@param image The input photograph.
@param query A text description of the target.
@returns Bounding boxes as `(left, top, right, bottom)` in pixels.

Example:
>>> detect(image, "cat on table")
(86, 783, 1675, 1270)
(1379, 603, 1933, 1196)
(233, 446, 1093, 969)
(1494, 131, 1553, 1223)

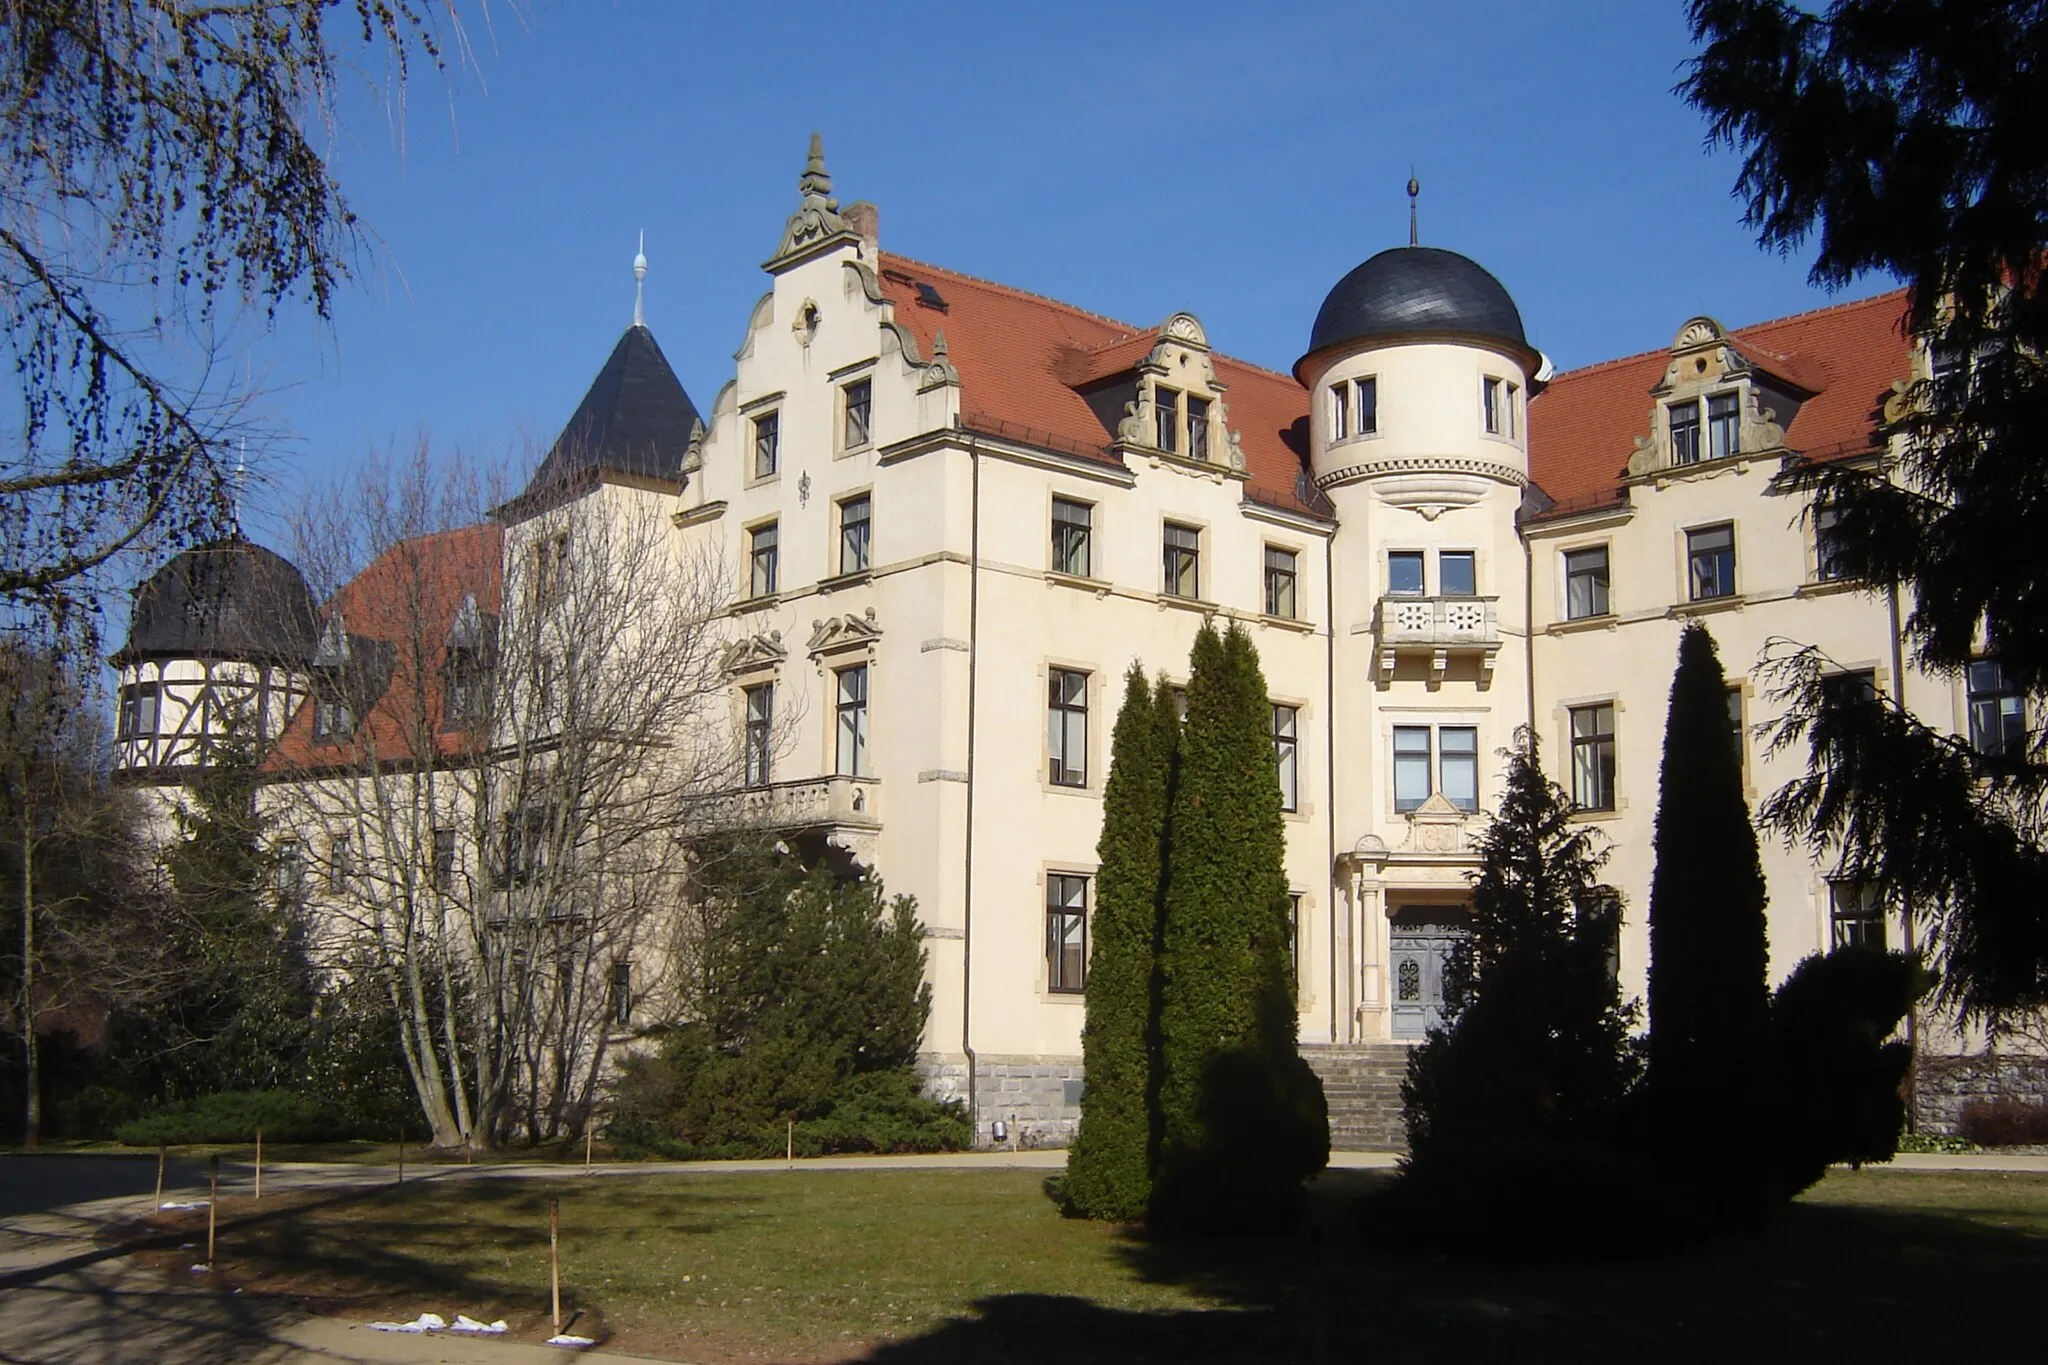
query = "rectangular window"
(842, 379, 872, 449)
(752, 411, 780, 479)
(1564, 546, 1610, 619)
(1287, 893, 1302, 988)
(274, 843, 306, 906)
(1439, 551, 1477, 598)
(431, 827, 457, 894)
(1707, 390, 1741, 460)
(1967, 659, 2026, 760)
(1051, 498, 1093, 577)
(1046, 873, 1088, 993)
(116, 682, 160, 740)
(1829, 881, 1886, 951)
(839, 495, 871, 576)
(1387, 550, 1425, 597)
(534, 532, 569, 607)
(313, 695, 354, 740)
(611, 961, 634, 1026)
(1504, 381, 1519, 438)
(1393, 725, 1432, 812)
(1162, 522, 1201, 600)
(1356, 376, 1378, 435)
(445, 647, 485, 725)
(1482, 376, 1504, 435)
(1815, 504, 1852, 582)
(1154, 386, 1181, 452)
(743, 683, 774, 788)
(1188, 396, 1211, 461)
(1439, 726, 1479, 812)
(329, 834, 353, 893)
(1570, 703, 1617, 811)
(1670, 400, 1702, 465)
(1726, 686, 1746, 757)
(1687, 523, 1736, 601)
(1272, 704, 1300, 813)
(835, 664, 870, 777)
(1330, 382, 1350, 441)
(1263, 546, 1299, 619)
(1047, 668, 1089, 787)
(749, 522, 779, 599)
(501, 805, 549, 888)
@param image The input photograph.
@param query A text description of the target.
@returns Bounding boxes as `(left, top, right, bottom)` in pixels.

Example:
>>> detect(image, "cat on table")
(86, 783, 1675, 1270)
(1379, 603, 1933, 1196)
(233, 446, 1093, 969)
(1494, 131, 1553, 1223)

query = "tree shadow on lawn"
(139, 1177, 755, 1343)
(860, 1170, 2048, 1364)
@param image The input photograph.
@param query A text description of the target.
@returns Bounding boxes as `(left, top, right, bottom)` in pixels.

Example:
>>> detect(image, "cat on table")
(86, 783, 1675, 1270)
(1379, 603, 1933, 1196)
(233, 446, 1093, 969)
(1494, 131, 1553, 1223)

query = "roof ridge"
(1541, 286, 1911, 387)
(879, 250, 1303, 390)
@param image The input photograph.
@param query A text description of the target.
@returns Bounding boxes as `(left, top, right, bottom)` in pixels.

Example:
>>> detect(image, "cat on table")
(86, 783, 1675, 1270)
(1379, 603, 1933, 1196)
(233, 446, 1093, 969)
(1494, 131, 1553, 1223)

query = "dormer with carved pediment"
(1066, 313, 1247, 478)
(1625, 316, 1805, 479)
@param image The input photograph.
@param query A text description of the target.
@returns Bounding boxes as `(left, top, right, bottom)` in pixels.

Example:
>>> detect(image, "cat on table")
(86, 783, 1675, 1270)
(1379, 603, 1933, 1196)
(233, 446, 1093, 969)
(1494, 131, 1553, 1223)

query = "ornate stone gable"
(807, 608, 882, 659)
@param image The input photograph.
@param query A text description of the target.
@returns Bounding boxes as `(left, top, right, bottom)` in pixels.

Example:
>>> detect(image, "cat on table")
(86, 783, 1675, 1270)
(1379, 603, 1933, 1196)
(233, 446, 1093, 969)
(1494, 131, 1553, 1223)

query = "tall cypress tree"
(1152, 623, 1325, 1232)
(1646, 623, 1770, 1220)
(1066, 666, 1175, 1221)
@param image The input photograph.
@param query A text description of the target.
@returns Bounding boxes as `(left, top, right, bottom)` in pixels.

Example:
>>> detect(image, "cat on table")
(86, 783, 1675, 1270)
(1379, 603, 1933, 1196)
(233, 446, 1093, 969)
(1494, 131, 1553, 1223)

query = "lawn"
(151, 1165, 2048, 1363)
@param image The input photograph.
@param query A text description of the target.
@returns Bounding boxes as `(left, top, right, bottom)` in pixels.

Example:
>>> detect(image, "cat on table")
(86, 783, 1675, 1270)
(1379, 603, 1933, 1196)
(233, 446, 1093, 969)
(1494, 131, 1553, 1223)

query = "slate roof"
(115, 538, 321, 665)
(1300, 246, 1530, 376)
(519, 324, 702, 501)
(873, 253, 1323, 519)
(1526, 289, 1914, 518)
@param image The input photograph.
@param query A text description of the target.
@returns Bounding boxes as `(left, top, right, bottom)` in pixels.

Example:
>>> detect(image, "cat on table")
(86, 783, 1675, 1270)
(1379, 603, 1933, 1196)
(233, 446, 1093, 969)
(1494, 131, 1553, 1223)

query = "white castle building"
(115, 139, 2008, 1145)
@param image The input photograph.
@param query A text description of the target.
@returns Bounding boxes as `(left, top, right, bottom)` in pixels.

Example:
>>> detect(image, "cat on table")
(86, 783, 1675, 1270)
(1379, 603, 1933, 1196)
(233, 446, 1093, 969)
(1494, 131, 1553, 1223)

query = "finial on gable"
(633, 230, 648, 328)
(766, 132, 857, 271)
(1408, 169, 1421, 247)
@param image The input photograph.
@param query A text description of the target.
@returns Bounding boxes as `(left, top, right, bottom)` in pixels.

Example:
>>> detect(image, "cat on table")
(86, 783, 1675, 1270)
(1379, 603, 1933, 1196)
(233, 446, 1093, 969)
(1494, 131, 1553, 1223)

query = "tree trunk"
(21, 802, 39, 1147)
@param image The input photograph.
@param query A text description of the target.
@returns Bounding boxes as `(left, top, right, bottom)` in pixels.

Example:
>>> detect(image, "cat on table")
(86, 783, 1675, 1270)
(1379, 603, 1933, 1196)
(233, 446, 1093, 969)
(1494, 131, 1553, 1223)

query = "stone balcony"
(712, 775, 882, 866)
(1372, 594, 1501, 686)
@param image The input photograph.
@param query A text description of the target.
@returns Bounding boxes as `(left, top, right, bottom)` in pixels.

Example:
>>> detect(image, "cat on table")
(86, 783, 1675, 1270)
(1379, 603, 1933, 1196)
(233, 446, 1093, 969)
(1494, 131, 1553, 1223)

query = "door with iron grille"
(1388, 907, 1470, 1041)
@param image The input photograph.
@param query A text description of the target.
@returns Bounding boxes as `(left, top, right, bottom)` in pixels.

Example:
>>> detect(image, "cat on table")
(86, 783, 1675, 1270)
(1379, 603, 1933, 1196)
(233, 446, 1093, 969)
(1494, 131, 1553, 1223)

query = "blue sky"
(244, 0, 1884, 533)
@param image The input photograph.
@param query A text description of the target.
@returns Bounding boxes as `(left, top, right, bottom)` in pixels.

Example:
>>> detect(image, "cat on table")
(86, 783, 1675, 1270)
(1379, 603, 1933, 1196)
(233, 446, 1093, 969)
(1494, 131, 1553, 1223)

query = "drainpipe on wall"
(1523, 525, 1536, 734)
(960, 427, 982, 1141)
(1888, 580, 1920, 1130)
(1325, 528, 1338, 1044)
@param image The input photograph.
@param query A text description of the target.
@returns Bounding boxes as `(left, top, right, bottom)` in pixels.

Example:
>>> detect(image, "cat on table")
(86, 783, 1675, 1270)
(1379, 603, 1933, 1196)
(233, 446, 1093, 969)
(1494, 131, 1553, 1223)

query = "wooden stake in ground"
(584, 1126, 593, 1171)
(206, 1155, 219, 1267)
(254, 1127, 263, 1200)
(397, 1135, 404, 1185)
(549, 1196, 562, 1331)
(787, 1119, 793, 1170)
(153, 1144, 165, 1211)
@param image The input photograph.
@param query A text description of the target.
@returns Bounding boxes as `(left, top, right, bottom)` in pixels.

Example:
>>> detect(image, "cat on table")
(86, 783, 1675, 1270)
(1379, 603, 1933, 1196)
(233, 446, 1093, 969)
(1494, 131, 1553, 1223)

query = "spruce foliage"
(1151, 623, 1327, 1232)
(1065, 666, 1176, 1221)
(1402, 729, 1639, 1160)
(1645, 623, 1771, 1221)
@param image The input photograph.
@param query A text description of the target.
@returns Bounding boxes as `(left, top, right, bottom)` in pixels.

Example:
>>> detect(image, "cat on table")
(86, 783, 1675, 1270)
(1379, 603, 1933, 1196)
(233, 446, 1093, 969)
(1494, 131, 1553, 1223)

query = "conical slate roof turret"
(520, 322, 703, 500)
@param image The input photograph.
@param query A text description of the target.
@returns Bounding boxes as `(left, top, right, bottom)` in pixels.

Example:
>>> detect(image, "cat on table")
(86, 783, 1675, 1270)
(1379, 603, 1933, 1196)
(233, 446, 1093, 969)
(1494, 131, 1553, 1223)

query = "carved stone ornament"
(808, 607, 883, 657)
(1161, 312, 1208, 348)
(1373, 472, 1489, 520)
(768, 133, 855, 266)
(1116, 398, 1149, 445)
(1882, 377, 1914, 424)
(1401, 791, 1470, 855)
(793, 300, 821, 347)
(721, 630, 787, 675)
(1626, 431, 1660, 478)
(682, 418, 706, 474)
(919, 329, 960, 392)
(1674, 316, 1727, 350)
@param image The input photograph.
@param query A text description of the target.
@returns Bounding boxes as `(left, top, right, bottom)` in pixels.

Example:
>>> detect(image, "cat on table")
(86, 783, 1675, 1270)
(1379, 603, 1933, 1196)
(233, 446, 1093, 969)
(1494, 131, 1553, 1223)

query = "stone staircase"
(1302, 1044, 1412, 1152)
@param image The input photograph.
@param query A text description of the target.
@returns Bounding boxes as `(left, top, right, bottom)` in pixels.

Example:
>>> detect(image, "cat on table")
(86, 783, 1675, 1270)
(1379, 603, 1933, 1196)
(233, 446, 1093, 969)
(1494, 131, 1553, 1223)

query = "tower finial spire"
(633, 231, 648, 328)
(1408, 169, 1421, 247)
(799, 131, 836, 204)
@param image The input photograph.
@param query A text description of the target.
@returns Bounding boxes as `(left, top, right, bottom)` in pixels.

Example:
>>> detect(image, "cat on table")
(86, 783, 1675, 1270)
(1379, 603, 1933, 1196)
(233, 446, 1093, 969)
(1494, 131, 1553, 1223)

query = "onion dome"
(114, 537, 320, 665)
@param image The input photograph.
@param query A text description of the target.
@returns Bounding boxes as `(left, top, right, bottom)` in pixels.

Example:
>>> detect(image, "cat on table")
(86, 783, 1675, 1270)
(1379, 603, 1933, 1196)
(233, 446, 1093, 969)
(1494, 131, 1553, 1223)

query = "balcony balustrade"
(1372, 594, 1501, 686)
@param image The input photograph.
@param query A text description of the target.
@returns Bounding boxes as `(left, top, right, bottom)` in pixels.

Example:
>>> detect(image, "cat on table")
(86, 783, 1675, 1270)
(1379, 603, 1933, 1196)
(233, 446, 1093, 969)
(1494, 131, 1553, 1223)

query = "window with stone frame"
(1047, 668, 1089, 787)
(1154, 387, 1181, 453)
(1188, 395, 1212, 461)
(1393, 725, 1432, 812)
(1387, 549, 1425, 597)
(1272, 703, 1300, 812)
(1829, 880, 1886, 950)
(1565, 545, 1610, 619)
(1354, 375, 1378, 435)
(611, 960, 634, 1026)
(1051, 497, 1093, 577)
(1815, 503, 1854, 582)
(1046, 873, 1088, 993)
(835, 664, 870, 778)
(1967, 659, 2026, 761)
(752, 410, 780, 479)
(1162, 522, 1201, 599)
(1263, 545, 1299, 619)
(1670, 399, 1704, 465)
(1687, 523, 1737, 601)
(842, 379, 873, 450)
(1439, 726, 1479, 812)
(743, 682, 774, 788)
(748, 521, 779, 599)
(431, 827, 458, 894)
(1330, 380, 1350, 440)
(1706, 390, 1741, 460)
(1570, 703, 1617, 811)
(838, 494, 871, 576)
(1439, 550, 1477, 598)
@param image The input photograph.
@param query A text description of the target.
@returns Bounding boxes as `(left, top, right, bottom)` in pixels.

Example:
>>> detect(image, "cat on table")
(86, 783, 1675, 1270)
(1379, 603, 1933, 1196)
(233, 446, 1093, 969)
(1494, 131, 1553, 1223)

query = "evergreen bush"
(1957, 1097, 2048, 1148)
(1151, 624, 1326, 1233)
(1645, 623, 1772, 1226)
(1767, 946, 1928, 1196)
(116, 1089, 349, 1145)
(1066, 666, 1176, 1221)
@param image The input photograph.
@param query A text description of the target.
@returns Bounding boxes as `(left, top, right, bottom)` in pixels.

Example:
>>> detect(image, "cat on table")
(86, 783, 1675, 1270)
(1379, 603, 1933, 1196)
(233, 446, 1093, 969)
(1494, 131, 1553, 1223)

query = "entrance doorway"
(1388, 906, 1470, 1041)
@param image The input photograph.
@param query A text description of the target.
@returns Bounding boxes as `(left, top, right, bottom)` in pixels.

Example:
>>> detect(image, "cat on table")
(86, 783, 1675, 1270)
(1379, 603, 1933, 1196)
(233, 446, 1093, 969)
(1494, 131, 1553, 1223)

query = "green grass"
(191, 1166, 2048, 1363)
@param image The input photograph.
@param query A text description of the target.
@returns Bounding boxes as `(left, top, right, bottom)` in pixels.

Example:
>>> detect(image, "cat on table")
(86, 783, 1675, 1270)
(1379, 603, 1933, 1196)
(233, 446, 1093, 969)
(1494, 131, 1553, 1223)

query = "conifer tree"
(1066, 666, 1176, 1221)
(1645, 623, 1770, 1220)
(1152, 623, 1325, 1232)
(1403, 730, 1637, 1160)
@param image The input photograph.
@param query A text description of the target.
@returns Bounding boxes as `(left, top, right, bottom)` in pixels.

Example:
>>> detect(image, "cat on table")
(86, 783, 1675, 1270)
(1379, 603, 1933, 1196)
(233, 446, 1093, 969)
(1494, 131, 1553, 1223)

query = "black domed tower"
(1303, 215, 1545, 1047)
(111, 537, 320, 778)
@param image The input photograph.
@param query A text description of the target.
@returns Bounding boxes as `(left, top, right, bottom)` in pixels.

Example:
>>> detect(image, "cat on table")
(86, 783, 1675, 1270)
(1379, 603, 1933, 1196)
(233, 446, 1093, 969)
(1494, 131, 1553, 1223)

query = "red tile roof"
(1526, 289, 1913, 516)
(268, 524, 504, 773)
(875, 253, 1319, 517)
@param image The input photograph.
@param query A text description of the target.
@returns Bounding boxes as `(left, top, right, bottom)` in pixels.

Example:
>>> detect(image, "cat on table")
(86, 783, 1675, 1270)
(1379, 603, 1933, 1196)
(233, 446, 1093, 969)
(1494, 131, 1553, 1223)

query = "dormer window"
(1707, 392, 1740, 460)
(446, 647, 486, 725)
(312, 694, 354, 740)
(1669, 400, 1703, 464)
(1670, 391, 1741, 466)
(1187, 396, 1211, 461)
(1154, 387, 1181, 453)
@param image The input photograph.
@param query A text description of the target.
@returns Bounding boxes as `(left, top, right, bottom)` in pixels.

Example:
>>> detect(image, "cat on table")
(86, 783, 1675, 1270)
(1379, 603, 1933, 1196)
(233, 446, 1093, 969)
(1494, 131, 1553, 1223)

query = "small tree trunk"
(21, 802, 39, 1148)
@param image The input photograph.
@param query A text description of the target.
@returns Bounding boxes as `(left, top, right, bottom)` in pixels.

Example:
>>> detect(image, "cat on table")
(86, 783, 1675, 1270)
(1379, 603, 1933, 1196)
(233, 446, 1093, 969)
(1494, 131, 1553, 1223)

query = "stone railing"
(1372, 595, 1501, 685)
(716, 775, 881, 832)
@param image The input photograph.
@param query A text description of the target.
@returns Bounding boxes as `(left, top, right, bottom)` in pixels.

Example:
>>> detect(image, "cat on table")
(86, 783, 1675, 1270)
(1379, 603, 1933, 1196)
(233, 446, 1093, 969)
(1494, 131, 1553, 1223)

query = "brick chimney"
(844, 201, 880, 261)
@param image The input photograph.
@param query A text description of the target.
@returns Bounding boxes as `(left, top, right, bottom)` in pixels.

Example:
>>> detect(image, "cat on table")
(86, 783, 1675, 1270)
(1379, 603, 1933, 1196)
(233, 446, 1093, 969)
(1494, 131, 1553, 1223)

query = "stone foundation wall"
(1914, 1052, 2048, 1135)
(919, 1053, 1084, 1149)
